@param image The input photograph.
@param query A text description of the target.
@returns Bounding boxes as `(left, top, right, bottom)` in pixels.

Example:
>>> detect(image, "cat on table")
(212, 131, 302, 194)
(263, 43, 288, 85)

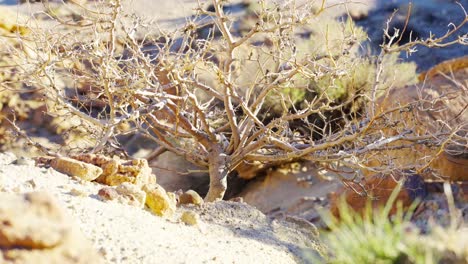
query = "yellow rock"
(50, 157, 103, 181)
(71, 154, 156, 187)
(143, 184, 176, 217)
(180, 211, 200, 226)
(0, 7, 29, 36)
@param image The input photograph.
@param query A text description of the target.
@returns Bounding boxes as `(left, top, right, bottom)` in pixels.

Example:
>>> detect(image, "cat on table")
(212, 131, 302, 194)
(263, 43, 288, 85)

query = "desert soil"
(1, 0, 467, 263)
(0, 152, 324, 263)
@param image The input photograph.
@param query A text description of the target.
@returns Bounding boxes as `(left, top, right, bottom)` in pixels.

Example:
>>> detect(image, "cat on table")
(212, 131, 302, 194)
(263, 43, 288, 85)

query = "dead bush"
(3, 0, 467, 201)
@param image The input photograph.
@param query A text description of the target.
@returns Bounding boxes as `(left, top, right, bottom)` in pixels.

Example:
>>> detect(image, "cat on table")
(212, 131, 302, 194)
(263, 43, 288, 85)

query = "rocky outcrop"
(0, 191, 104, 263)
(366, 56, 468, 181)
(330, 173, 427, 218)
(48, 154, 157, 187)
(72, 154, 156, 186)
(240, 162, 340, 222)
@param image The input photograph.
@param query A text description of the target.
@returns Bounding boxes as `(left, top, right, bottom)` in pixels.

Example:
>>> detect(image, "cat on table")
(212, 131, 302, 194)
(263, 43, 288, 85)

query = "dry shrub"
(2, 0, 466, 201)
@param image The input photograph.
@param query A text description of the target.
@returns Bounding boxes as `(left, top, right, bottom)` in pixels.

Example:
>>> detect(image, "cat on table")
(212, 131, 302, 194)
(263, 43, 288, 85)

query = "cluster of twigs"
(5, 0, 467, 200)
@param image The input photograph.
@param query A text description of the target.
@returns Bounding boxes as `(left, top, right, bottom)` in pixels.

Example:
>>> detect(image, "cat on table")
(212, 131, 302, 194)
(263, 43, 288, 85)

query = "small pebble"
(70, 188, 88, 197)
(98, 187, 119, 201)
(179, 190, 203, 206)
(25, 179, 37, 189)
(180, 211, 200, 226)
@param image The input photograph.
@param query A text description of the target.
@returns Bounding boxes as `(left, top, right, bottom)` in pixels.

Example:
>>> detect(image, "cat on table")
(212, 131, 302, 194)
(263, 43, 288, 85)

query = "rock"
(178, 190, 203, 206)
(0, 6, 29, 36)
(367, 56, 468, 181)
(356, 1, 468, 70)
(235, 160, 269, 180)
(180, 211, 200, 226)
(240, 162, 340, 222)
(97, 187, 119, 201)
(0, 192, 69, 249)
(69, 187, 88, 197)
(330, 173, 427, 218)
(167, 191, 177, 204)
(50, 157, 103, 181)
(115, 183, 146, 208)
(151, 151, 207, 192)
(0, 192, 104, 263)
(72, 154, 156, 187)
(143, 184, 176, 217)
(229, 197, 244, 203)
(98, 183, 146, 208)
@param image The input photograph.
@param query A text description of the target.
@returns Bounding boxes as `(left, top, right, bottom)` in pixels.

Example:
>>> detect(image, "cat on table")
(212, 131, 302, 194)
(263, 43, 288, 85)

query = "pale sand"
(0, 153, 322, 263)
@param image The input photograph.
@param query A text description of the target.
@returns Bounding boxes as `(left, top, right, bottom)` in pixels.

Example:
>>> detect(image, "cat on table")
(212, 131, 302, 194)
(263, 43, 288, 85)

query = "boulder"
(330, 173, 427, 218)
(0, 192, 69, 249)
(366, 56, 468, 181)
(0, 192, 104, 263)
(115, 182, 146, 207)
(240, 162, 340, 222)
(151, 151, 207, 192)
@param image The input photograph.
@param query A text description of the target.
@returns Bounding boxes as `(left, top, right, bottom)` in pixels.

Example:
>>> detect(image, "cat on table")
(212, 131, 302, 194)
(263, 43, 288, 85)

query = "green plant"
(320, 183, 467, 264)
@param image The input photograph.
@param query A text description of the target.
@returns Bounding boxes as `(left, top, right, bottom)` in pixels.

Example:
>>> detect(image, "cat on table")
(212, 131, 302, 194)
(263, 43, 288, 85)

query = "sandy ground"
(1, 1, 466, 263)
(0, 152, 323, 263)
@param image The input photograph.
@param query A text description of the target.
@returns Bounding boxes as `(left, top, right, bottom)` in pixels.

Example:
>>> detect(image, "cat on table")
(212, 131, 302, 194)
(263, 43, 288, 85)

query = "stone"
(50, 157, 103, 181)
(330, 173, 427, 219)
(151, 151, 207, 192)
(367, 56, 468, 181)
(143, 184, 176, 217)
(235, 160, 269, 180)
(69, 188, 88, 197)
(178, 190, 203, 206)
(115, 183, 146, 208)
(239, 162, 340, 222)
(0, 6, 29, 36)
(72, 154, 156, 187)
(98, 183, 146, 208)
(0, 192, 69, 249)
(0, 192, 104, 263)
(97, 187, 119, 201)
(180, 211, 200, 226)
